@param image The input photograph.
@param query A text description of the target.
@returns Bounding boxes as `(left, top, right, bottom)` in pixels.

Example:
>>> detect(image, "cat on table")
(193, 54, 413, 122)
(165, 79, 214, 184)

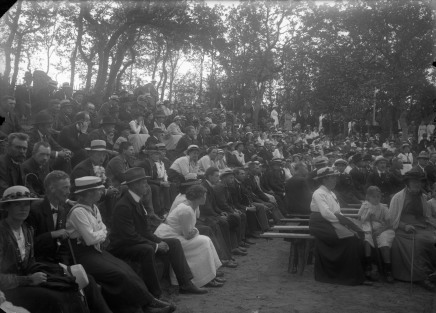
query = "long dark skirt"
(4, 286, 86, 313)
(391, 228, 436, 282)
(69, 240, 152, 309)
(309, 212, 365, 286)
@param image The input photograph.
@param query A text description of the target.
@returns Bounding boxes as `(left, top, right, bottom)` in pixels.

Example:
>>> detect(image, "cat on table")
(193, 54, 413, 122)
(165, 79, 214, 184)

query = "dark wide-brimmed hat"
(363, 154, 373, 162)
(74, 176, 105, 194)
(0, 186, 41, 203)
(100, 116, 117, 126)
(155, 143, 166, 150)
(122, 167, 149, 185)
(270, 157, 284, 165)
(234, 141, 244, 150)
(417, 151, 430, 159)
(32, 112, 53, 125)
(220, 169, 234, 178)
(403, 168, 426, 182)
(315, 167, 340, 180)
(313, 156, 328, 167)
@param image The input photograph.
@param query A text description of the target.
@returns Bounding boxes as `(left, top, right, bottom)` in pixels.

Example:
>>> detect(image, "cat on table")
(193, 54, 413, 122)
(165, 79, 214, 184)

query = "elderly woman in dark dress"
(389, 168, 436, 291)
(309, 167, 368, 286)
(0, 186, 83, 313)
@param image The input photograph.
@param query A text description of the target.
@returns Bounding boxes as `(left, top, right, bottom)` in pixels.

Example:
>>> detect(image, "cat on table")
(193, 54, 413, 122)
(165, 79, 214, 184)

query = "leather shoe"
(244, 239, 256, 245)
(144, 306, 174, 313)
(238, 245, 248, 251)
(205, 279, 224, 287)
(223, 260, 238, 268)
(232, 248, 247, 256)
(419, 279, 435, 291)
(149, 299, 175, 309)
(214, 277, 226, 283)
(179, 282, 208, 294)
(216, 270, 225, 277)
(248, 233, 261, 239)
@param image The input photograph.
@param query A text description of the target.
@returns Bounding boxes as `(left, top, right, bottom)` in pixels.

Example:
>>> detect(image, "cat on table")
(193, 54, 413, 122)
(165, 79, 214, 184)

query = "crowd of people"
(1, 75, 436, 313)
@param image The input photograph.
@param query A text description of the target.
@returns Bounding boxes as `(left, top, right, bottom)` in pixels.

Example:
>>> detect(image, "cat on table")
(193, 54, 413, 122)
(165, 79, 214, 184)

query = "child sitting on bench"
(358, 186, 395, 282)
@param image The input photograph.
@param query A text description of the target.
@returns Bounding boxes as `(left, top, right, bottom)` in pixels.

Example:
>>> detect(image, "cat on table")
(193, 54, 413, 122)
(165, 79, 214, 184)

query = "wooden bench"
(261, 217, 314, 275)
(340, 208, 360, 213)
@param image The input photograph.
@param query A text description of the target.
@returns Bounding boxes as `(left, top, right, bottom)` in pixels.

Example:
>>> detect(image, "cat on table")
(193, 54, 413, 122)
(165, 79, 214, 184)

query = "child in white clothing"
(358, 186, 395, 282)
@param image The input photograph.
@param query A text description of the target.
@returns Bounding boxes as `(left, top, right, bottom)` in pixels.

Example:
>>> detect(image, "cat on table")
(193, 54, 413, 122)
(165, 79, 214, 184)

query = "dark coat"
(285, 176, 312, 215)
(27, 198, 70, 262)
(199, 180, 223, 218)
(109, 191, 161, 251)
(213, 182, 236, 213)
(244, 173, 269, 203)
(0, 111, 22, 139)
(27, 128, 63, 159)
(58, 123, 89, 167)
(262, 168, 285, 195)
(349, 167, 368, 197)
(70, 158, 96, 184)
(0, 154, 25, 196)
(366, 169, 391, 201)
(105, 154, 130, 188)
(144, 135, 161, 150)
(229, 179, 251, 210)
(21, 157, 52, 196)
(175, 135, 195, 157)
(425, 161, 436, 187)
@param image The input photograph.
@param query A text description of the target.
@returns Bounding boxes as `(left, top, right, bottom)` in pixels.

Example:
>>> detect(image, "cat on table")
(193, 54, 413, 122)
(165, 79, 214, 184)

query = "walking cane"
(410, 231, 415, 294)
(67, 238, 90, 313)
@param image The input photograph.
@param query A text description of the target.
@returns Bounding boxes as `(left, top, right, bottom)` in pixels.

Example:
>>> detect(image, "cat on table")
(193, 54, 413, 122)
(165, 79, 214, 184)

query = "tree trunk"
(198, 51, 204, 102)
(10, 33, 23, 93)
(4, 1, 22, 85)
(85, 62, 93, 92)
(116, 48, 135, 92)
(168, 51, 179, 102)
(160, 48, 169, 101)
(70, 5, 84, 88)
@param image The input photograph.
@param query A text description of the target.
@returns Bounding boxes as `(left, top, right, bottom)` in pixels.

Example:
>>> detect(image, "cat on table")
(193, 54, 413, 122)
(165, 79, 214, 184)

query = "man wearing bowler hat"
(109, 167, 207, 295)
(88, 115, 118, 152)
(145, 127, 165, 150)
(27, 111, 72, 173)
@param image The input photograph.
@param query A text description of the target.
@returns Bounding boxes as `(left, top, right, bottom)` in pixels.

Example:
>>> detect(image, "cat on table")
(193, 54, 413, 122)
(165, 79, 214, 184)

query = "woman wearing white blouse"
(66, 176, 173, 313)
(309, 167, 367, 286)
(231, 142, 245, 166)
(129, 115, 149, 134)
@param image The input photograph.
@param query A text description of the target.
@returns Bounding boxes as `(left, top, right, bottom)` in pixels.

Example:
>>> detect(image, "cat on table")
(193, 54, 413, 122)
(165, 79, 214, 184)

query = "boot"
(384, 262, 394, 283)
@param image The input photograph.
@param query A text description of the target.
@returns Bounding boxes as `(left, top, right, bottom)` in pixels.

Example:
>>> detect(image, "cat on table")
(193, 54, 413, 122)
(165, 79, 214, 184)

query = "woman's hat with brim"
(417, 151, 430, 159)
(402, 142, 410, 148)
(173, 115, 182, 121)
(374, 155, 388, 165)
(315, 167, 340, 180)
(403, 168, 426, 182)
(121, 167, 151, 185)
(74, 176, 105, 194)
(334, 158, 348, 166)
(362, 154, 373, 162)
(100, 116, 117, 126)
(31, 112, 54, 125)
(234, 141, 244, 150)
(155, 143, 166, 150)
(220, 169, 234, 178)
(313, 156, 329, 167)
(0, 186, 41, 203)
(85, 140, 108, 152)
(185, 145, 199, 154)
(180, 179, 202, 187)
(270, 157, 284, 165)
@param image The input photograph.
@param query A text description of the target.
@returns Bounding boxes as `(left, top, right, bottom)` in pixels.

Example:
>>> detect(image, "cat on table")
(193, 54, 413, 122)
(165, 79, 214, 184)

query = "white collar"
(128, 190, 142, 203)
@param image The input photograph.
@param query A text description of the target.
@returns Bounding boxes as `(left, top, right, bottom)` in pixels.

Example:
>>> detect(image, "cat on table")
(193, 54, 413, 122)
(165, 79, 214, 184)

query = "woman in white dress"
(155, 185, 222, 288)
(128, 115, 150, 154)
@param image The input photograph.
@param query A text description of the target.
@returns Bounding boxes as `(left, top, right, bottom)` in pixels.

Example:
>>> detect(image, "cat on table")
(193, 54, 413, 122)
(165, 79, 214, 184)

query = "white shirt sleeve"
(129, 120, 140, 134)
(311, 190, 339, 223)
(68, 207, 107, 246)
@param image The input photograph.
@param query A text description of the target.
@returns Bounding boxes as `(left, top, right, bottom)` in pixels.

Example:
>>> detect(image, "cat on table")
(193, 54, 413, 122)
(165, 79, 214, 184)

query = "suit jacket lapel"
(42, 197, 55, 231)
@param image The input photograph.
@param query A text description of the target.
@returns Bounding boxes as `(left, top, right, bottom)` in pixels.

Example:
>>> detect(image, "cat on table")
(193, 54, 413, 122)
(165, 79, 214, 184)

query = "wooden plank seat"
(344, 203, 362, 208)
(272, 225, 309, 231)
(261, 225, 314, 275)
(343, 213, 359, 218)
(340, 208, 360, 213)
(280, 218, 310, 223)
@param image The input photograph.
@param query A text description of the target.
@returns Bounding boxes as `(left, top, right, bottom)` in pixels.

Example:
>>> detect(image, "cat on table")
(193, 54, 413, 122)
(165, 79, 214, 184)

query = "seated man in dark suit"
(26, 170, 113, 313)
(22, 141, 52, 196)
(244, 161, 283, 223)
(0, 132, 28, 195)
(27, 111, 72, 173)
(144, 127, 165, 150)
(88, 116, 118, 152)
(108, 167, 207, 295)
(105, 141, 134, 189)
(230, 168, 270, 237)
(261, 158, 287, 216)
(58, 111, 90, 168)
(213, 169, 253, 252)
(0, 96, 22, 139)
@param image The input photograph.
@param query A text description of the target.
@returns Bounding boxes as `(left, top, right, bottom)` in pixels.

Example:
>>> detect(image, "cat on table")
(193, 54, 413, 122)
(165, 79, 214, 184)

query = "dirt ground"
(164, 238, 435, 313)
